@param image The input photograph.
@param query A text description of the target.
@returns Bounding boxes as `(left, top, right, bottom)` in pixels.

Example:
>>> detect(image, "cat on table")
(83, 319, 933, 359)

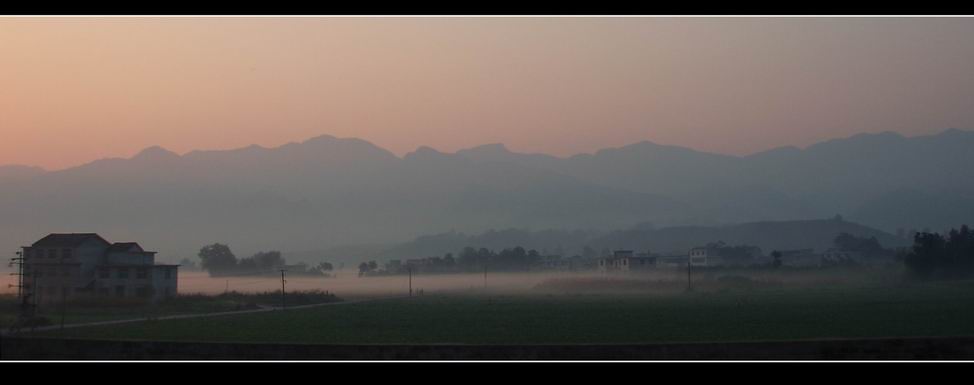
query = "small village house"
(598, 250, 657, 272)
(20, 233, 178, 303)
(688, 247, 723, 267)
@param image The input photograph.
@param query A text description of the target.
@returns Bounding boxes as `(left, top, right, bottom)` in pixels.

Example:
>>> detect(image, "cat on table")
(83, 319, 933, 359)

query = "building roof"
(107, 242, 145, 253)
(25, 262, 83, 266)
(95, 264, 180, 268)
(31, 233, 110, 248)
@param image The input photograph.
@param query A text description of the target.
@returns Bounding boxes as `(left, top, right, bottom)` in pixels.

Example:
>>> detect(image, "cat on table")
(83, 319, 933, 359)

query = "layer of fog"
(0, 267, 904, 299)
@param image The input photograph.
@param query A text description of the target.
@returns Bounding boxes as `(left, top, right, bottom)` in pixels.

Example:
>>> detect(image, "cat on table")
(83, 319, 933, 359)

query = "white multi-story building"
(20, 233, 178, 303)
(688, 247, 723, 267)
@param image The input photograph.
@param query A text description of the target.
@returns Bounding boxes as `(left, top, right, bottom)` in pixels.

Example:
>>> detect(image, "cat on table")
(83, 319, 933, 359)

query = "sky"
(2, 17, 974, 170)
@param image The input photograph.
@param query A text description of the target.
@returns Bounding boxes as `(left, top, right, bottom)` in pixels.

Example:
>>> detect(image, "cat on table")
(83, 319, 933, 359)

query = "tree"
(905, 225, 974, 279)
(253, 251, 284, 270)
(358, 262, 369, 277)
(459, 247, 477, 263)
(238, 257, 257, 271)
(309, 262, 334, 276)
(771, 250, 782, 268)
(359, 261, 378, 276)
(198, 243, 238, 274)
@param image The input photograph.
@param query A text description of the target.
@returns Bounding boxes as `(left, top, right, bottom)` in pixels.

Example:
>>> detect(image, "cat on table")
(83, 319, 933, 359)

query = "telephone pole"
(9, 251, 24, 300)
(280, 269, 287, 310)
(60, 259, 67, 332)
(30, 270, 38, 316)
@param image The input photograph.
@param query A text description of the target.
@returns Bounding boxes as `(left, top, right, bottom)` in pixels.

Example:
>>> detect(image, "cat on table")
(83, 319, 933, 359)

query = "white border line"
(2, 12, 972, 363)
(0, 15, 973, 18)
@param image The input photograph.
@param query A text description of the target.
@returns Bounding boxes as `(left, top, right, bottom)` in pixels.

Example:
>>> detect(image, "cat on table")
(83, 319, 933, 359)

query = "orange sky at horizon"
(3, 17, 974, 170)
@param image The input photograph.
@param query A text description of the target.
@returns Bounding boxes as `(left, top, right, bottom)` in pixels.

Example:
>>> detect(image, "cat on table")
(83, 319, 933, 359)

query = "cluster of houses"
(16, 233, 179, 304)
(372, 243, 880, 276)
(595, 245, 880, 273)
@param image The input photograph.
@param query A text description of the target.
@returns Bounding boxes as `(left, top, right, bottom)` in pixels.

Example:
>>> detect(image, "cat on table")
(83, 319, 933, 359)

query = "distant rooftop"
(32, 233, 109, 248)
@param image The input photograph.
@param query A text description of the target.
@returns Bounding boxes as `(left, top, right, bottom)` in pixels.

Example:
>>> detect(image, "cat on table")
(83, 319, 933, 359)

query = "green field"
(30, 278, 974, 344)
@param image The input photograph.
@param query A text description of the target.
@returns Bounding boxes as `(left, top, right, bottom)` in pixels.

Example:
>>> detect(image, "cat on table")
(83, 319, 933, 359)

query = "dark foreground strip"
(3, 336, 974, 360)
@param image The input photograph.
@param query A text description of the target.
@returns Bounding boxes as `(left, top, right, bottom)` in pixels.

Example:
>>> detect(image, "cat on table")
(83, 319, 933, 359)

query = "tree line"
(904, 225, 974, 279)
(197, 243, 333, 277)
(359, 246, 551, 276)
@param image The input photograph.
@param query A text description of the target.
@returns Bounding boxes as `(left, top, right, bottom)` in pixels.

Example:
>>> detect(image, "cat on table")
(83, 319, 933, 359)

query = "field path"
(2, 296, 407, 336)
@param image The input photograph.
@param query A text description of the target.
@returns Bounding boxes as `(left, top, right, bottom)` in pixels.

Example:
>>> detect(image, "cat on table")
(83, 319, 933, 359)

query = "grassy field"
(29, 278, 974, 344)
(0, 290, 340, 329)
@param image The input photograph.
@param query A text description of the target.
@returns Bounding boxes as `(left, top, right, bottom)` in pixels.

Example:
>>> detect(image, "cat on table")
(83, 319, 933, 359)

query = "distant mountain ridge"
(0, 129, 970, 261)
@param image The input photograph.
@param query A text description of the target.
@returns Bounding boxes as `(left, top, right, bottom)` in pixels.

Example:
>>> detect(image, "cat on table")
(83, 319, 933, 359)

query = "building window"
(165, 268, 172, 279)
(62, 249, 73, 259)
(99, 268, 110, 279)
(137, 268, 147, 279)
(48, 249, 57, 258)
(118, 268, 129, 279)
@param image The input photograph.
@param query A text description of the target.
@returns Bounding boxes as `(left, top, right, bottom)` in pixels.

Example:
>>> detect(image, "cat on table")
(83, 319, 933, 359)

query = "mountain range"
(1, 128, 971, 262)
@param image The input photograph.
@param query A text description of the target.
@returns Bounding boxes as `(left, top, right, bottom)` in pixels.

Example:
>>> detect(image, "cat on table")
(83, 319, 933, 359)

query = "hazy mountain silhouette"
(0, 135, 690, 260)
(0, 164, 45, 178)
(0, 128, 969, 261)
(455, 128, 974, 232)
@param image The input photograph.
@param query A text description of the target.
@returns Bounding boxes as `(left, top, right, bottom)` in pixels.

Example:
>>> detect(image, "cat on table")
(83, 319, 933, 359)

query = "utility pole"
(10, 251, 24, 300)
(30, 270, 38, 317)
(60, 258, 66, 332)
(280, 269, 287, 310)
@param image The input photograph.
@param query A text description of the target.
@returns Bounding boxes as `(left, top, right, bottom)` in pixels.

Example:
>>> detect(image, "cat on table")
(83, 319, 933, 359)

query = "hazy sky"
(3, 17, 974, 170)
